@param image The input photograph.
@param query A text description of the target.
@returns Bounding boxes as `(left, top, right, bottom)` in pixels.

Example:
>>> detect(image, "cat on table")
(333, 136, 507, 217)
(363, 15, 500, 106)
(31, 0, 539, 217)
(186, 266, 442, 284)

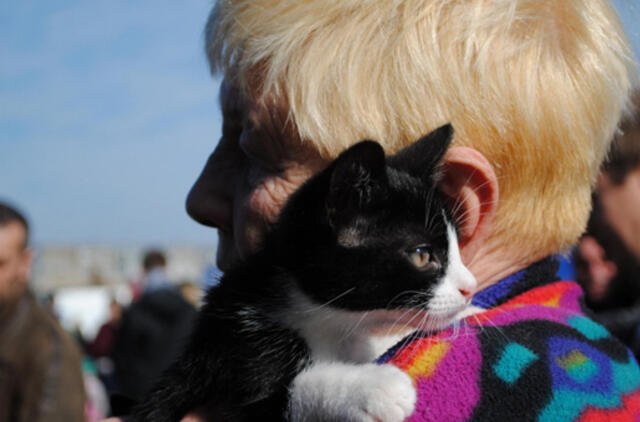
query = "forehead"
(219, 79, 329, 165)
(0, 222, 26, 255)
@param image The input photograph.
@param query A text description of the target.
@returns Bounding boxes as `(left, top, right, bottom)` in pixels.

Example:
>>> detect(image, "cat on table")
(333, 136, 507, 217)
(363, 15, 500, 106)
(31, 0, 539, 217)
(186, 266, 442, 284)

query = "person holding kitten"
(107, 0, 640, 421)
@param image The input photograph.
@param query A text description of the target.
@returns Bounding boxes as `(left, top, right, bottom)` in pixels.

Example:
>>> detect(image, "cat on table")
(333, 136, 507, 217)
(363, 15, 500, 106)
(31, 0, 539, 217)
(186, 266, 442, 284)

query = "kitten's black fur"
(131, 124, 457, 422)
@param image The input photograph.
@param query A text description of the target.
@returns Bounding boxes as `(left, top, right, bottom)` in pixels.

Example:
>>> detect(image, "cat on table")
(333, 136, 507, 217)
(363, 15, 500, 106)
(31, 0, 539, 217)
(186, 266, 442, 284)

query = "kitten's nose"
(455, 266, 477, 300)
(458, 287, 474, 299)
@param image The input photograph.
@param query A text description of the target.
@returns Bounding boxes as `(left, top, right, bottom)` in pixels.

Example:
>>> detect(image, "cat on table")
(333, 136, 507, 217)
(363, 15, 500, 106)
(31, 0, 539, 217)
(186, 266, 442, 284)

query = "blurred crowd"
(0, 205, 208, 421)
(575, 91, 640, 358)
(1, 91, 639, 420)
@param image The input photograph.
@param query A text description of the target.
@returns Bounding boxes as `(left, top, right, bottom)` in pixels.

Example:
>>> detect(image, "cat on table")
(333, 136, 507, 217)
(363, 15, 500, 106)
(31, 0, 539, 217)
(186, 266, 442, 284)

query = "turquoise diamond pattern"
(494, 343, 538, 385)
(568, 316, 609, 341)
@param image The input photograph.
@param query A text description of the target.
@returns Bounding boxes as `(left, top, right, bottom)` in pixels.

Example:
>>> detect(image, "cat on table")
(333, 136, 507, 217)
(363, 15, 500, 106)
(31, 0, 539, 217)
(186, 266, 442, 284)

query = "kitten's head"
(270, 124, 476, 322)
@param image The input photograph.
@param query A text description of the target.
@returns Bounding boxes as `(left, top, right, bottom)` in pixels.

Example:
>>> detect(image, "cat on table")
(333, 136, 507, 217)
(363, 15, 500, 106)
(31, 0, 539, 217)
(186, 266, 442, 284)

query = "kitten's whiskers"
(340, 311, 370, 343)
(301, 287, 356, 313)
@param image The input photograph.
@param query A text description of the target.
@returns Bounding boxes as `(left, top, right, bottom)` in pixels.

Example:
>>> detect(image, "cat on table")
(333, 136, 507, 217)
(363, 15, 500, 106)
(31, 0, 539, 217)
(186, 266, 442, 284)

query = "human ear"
(439, 147, 498, 264)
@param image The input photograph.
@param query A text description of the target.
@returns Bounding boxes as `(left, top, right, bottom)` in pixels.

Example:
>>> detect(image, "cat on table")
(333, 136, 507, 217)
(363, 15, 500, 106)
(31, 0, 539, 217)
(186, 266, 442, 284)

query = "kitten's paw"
(289, 362, 416, 422)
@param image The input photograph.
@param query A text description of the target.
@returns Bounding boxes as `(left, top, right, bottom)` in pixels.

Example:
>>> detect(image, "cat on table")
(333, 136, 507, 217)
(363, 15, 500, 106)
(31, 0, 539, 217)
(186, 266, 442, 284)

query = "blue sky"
(1, 0, 221, 246)
(1, 0, 639, 246)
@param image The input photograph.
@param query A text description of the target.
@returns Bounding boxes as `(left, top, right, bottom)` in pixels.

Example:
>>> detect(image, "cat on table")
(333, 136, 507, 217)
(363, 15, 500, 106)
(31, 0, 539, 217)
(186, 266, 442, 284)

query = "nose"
(458, 287, 474, 300)
(186, 147, 237, 231)
(456, 267, 477, 300)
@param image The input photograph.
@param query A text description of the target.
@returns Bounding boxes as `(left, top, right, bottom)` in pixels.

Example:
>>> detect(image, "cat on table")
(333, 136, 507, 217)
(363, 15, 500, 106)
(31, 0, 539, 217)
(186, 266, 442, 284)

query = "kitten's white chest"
(281, 289, 413, 363)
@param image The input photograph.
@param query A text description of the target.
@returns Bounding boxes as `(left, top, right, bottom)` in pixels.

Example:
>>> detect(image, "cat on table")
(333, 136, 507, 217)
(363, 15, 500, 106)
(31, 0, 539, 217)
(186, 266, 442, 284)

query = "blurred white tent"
(53, 284, 132, 341)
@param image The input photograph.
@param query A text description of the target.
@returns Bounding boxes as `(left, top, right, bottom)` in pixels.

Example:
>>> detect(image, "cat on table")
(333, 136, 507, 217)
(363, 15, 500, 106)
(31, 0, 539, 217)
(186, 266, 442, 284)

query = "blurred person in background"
(111, 250, 196, 409)
(87, 298, 123, 395)
(88, 299, 123, 360)
(140, 250, 170, 293)
(129, 250, 169, 301)
(0, 201, 85, 422)
(577, 91, 640, 355)
(178, 281, 202, 308)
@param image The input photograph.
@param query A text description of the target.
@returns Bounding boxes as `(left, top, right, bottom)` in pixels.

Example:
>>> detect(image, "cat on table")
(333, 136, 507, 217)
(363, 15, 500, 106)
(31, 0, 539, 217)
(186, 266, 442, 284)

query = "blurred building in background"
(32, 245, 213, 291)
(28, 244, 216, 341)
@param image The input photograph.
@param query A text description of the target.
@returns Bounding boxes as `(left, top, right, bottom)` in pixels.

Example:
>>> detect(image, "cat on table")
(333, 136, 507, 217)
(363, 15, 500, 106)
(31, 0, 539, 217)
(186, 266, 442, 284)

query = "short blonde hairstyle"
(206, 0, 637, 258)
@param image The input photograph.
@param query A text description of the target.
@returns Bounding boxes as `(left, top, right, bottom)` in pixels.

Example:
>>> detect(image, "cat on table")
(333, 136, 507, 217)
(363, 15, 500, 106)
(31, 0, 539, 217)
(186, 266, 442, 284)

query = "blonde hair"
(206, 0, 637, 257)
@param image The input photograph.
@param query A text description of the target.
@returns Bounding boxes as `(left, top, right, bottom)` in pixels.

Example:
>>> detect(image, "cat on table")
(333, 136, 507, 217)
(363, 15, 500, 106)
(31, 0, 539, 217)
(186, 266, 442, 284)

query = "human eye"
(239, 132, 283, 174)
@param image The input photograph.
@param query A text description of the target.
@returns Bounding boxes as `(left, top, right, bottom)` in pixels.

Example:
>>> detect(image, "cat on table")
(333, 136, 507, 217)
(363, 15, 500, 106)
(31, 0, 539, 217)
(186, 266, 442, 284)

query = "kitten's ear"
(327, 140, 388, 218)
(387, 124, 453, 180)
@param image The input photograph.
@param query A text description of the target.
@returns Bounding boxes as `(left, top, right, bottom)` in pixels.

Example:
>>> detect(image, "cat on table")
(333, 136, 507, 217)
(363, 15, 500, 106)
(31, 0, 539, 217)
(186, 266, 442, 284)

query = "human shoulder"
(16, 294, 83, 387)
(378, 276, 640, 421)
(0, 293, 85, 422)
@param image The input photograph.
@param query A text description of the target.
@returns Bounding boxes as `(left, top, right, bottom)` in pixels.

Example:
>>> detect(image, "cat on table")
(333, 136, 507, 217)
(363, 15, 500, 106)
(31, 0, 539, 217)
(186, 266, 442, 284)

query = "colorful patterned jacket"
(378, 259, 640, 421)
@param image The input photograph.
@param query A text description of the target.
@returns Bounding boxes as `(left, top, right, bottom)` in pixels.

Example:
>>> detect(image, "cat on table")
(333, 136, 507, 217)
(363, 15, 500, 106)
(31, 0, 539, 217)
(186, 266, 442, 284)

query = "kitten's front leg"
(288, 362, 416, 422)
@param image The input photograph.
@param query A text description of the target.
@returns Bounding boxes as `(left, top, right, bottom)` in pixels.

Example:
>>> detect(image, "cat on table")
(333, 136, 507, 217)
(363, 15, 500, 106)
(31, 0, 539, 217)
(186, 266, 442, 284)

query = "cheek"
(232, 186, 275, 254)
(246, 166, 316, 223)
(235, 170, 311, 251)
(0, 262, 18, 292)
(246, 179, 291, 224)
(0, 268, 8, 289)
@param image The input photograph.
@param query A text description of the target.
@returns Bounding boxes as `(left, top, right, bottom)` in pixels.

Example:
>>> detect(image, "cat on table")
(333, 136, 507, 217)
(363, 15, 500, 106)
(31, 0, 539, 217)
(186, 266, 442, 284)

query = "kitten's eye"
(405, 246, 439, 270)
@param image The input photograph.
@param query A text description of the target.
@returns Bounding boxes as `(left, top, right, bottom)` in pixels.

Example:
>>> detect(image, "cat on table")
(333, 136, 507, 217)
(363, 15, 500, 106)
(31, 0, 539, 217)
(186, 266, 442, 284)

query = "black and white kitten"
(131, 124, 476, 422)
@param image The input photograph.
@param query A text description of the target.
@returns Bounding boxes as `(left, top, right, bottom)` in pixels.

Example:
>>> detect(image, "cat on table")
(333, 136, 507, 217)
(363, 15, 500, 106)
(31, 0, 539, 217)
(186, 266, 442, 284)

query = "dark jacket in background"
(0, 292, 85, 422)
(112, 288, 196, 401)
